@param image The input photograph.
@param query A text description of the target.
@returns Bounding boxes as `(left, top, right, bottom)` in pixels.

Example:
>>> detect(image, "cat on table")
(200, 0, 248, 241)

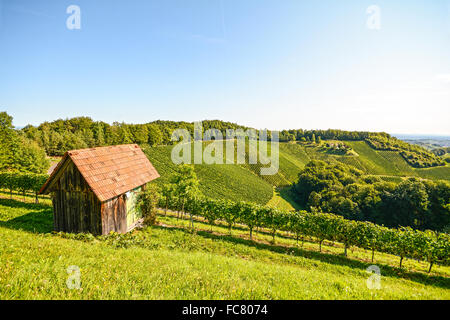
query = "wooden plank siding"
(49, 160, 103, 235)
(101, 195, 127, 234)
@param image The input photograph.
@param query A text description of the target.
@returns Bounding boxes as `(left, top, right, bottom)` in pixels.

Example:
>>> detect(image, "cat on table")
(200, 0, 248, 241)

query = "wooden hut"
(39, 144, 160, 235)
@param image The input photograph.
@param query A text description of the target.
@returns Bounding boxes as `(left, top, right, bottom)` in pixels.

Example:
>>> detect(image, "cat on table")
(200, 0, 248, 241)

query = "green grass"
(344, 141, 416, 176)
(277, 143, 311, 182)
(1, 199, 449, 299)
(158, 211, 450, 278)
(266, 187, 301, 211)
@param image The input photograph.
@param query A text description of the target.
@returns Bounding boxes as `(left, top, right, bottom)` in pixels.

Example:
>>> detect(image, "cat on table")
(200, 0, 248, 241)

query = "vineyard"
(416, 166, 450, 181)
(378, 151, 416, 174)
(143, 144, 274, 204)
(161, 195, 450, 273)
(344, 141, 412, 176)
(0, 172, 49, 203)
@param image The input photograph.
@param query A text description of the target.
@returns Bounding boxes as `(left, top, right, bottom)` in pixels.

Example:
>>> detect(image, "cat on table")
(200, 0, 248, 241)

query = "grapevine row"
(0, 172, 49, 203)
(160, 195, 450, 272)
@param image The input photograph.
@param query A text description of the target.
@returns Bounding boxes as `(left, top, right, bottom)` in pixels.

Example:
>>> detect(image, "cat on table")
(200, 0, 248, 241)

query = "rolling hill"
(143, 140, 449, 208)
(1, 129, 449, 300)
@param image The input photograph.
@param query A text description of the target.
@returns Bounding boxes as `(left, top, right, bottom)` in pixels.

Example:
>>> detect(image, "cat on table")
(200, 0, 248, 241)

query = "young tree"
(14, 136, 50, 174)
(161, 184, 176, 216)
(0, 112, 19, 171)
(170, 165, 201, 219)
(239, 202, 260, 240)
(136, 183, 160, 226)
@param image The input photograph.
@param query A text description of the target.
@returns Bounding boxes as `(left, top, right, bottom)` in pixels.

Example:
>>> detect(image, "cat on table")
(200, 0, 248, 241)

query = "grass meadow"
(0, 198, 449, 300)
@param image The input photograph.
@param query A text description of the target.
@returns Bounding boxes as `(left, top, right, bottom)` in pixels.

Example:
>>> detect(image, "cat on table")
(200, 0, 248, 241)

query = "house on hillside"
(39, 144, 160, 235)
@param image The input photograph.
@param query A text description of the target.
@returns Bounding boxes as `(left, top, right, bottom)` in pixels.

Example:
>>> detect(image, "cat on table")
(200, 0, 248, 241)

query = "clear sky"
(1, 0, 449, 134)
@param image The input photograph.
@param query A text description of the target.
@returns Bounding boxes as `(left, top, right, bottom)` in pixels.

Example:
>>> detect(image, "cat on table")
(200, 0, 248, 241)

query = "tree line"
(0, 112, 49, 174)
(3, 111, 444, 169)
(21, 116, 249, 156)
(294, 160, 450, 232)
(279, 129, 374, 142)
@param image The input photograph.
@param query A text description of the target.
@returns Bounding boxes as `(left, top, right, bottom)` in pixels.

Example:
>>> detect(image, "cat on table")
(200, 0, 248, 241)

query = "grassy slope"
(415, 166, 450, 181)
(144, 140, 448, 209)
(1, 199, 449, 299)
(145, 144, 274, 204)
(278, 141, 449, 183)
(341, 141, 416, 176)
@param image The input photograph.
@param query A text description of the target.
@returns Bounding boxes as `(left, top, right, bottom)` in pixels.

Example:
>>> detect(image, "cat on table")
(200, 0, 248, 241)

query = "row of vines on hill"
(0, 172, 49, 202)
(160, 195, 449, 273)
(365, 135, 445, 168)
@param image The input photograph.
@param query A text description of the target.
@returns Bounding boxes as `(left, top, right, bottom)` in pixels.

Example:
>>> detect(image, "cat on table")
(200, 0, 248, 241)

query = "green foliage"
(0, 172, 48, 202)
(432, 147, 450, 157)
(294, 160, 450, 231)
(136, 183, 160, 226)
(320, 141, 353, 155)
(0, 112, 50, 174)
(22, 117, 251, 156)
(239, 201, 261, 239)
(144, 144, 274, 205)
(13, 136, 50, 174)
(147, 124, 163, 146)
(169, 164, 201, 212)
(279, 129, 371, 142)
(366, 134, 445, 168)
(0, 112, 16, 170)
(163, 193, 450, 271)
(344, 141, 416, 176)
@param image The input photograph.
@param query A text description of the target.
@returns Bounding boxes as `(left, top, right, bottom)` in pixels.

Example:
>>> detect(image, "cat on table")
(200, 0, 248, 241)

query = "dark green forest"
(294, 160, 450, 232)
(20, 117, 249, 157)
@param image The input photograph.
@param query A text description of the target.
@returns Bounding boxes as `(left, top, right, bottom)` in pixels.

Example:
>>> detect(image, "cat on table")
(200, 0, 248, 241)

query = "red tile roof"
(39, 144, 160, 202)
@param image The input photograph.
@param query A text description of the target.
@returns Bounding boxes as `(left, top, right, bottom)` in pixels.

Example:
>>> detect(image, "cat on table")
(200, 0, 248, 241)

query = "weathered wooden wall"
(50, 160, 102, 234)
(101, 195, 127, 234)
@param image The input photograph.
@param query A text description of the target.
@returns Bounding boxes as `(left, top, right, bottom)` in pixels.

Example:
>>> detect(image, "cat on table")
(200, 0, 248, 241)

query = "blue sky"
(1, 0, 449, 134)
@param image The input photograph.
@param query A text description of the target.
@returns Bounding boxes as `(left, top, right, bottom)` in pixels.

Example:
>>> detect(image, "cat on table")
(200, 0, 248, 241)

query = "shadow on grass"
(276, 186, 304, 211)
(0, 199, 53, 234)
(152, 224, 450, 290)
(162, 210, 321, 246)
